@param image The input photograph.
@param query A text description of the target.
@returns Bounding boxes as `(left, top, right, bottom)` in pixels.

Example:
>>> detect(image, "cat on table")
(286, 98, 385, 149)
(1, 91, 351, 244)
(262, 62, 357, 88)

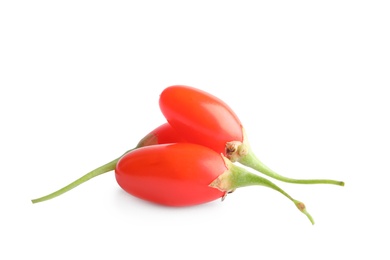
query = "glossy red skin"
(115, 143, 225, 206)
(149, 123, 187, 144)
(137, 123, 187, 147)
(159, 85, 243, 154)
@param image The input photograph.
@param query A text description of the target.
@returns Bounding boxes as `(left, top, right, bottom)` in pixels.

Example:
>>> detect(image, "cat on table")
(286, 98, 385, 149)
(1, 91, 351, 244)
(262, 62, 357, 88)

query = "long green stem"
(31, 149, 134, 204)
(240, 148, 344, 186)
(210, 158, 314, 224)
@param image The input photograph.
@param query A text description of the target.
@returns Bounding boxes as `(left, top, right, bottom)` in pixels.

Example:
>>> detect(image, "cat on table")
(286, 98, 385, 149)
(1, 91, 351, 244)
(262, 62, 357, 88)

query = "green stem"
(232, 163, 315, 224)
(211, 158, 314, 224)
(31, 149, 135, 204)
(240, 148, 344, 186)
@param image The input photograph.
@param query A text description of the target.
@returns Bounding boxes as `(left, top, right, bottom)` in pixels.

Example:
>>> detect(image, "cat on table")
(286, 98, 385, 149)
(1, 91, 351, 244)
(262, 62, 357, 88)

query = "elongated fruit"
(159, 85, 344, 186)
(115, 143, 314, 224)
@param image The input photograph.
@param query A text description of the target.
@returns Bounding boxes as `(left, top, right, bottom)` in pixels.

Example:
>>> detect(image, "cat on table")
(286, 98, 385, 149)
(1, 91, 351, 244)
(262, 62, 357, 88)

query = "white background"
(1, 1, 389, 259)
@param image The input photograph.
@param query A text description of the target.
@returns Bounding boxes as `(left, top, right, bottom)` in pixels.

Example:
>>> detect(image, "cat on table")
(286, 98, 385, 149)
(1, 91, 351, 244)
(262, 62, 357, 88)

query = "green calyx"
(220, 127, 345, 224)
(226, 128, 344, 186)
(209, 156, 314, 224)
